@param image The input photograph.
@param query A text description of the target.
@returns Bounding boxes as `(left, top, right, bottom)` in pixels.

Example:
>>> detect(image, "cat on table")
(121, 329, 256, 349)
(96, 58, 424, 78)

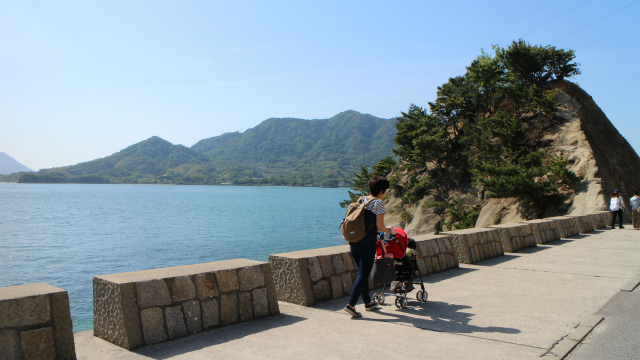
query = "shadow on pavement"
(421, 267, 479, 284)
(315, 291, 520, 336)
(546, 239, 576, 245)
(132, 313, 307, 360)
(562, 234, 590, 240)
(472, 254, 520, 266)
(365, 300, 521, 335)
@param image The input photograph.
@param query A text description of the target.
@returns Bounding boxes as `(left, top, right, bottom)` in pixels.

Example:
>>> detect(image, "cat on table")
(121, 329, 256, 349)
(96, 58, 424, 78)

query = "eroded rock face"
(386, 81, 640, 233)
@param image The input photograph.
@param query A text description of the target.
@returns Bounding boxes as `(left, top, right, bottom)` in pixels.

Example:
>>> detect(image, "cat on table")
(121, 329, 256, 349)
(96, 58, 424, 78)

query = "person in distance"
(630, 191, 640, 230)
(609, 190, 625, 229)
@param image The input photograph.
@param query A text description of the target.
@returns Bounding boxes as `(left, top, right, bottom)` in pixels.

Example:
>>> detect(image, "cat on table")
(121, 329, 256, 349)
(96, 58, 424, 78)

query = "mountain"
(58, 136, 209, 176)
(2, 111, 396, 186)
(0, 152, 32, 175)
(192, 110, 396, 172)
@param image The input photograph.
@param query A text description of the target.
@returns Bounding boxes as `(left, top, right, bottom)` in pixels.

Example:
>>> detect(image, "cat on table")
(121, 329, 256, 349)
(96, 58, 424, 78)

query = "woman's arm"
(376, 213, 396, 234)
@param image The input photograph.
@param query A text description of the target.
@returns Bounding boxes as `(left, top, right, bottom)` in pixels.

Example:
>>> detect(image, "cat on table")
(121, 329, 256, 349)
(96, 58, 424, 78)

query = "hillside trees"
(350, 40, 582, 228)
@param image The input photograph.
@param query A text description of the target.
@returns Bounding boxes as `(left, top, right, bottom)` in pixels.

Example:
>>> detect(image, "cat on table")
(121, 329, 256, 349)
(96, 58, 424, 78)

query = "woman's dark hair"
(369, 176, 390, 197)
(407, 239, 416, 249)
(635, 191, 639, 195)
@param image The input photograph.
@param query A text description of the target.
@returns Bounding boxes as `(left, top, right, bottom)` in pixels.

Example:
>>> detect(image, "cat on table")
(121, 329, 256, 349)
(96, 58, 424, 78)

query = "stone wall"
(564, 215, 595, 233)
(269, 245, 356, 306)
(546, 216, 581, 238)
(441, 228, 504, 264)
(0, 283, 76, 360)
(411, 234, 459, 274)
(586, 211, 610, 229)
(487, 223, 537, 252)
(93, 259, 279, 350)
(519, 219, 562, 244)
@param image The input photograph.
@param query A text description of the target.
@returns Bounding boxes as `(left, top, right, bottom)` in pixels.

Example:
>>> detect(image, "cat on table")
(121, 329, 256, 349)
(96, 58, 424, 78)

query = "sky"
(1, 0, 639, 171)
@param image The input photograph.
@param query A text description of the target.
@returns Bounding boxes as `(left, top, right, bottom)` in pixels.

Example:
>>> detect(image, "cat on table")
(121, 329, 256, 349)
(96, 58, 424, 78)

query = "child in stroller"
(373, 228, 427, 308)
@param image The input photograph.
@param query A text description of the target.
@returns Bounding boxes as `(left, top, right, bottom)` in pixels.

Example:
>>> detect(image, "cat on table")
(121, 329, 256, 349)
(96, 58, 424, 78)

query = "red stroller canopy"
(376, 227, 408, 259)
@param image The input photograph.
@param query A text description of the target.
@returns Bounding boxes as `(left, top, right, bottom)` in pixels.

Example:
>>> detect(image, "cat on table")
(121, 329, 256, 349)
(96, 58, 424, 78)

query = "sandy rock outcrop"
(387, 81, 640, 234)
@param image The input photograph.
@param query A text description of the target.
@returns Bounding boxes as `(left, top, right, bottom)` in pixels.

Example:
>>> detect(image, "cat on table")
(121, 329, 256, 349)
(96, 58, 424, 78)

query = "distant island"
(0, 152, 32, 175)
(0, 111, 396, 187)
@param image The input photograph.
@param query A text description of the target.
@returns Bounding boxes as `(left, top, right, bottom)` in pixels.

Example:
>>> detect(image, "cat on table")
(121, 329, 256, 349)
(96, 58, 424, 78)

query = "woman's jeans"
(348, 243, 376, 307)
(611, 209, 623, 228)
(633, 209, 639, 229)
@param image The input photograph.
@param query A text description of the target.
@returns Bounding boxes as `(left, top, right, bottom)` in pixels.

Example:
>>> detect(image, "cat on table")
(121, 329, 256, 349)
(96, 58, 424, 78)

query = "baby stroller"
(372, 228, 428, 309)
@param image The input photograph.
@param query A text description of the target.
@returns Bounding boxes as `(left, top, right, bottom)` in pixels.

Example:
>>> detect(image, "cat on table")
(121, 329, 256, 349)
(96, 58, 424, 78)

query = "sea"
(0, 183, 351, 332)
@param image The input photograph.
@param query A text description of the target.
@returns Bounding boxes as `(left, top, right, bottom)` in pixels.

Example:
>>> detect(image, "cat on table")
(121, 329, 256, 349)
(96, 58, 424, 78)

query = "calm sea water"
(0, 183, 350, 332)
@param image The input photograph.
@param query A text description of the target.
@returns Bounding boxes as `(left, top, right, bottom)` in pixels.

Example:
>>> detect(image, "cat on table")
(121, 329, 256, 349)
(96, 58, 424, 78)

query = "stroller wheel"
(395, 297, 402, 308)
(402, 297, 408, 308)
(378, 294, 385, 305)
(421, 290, 428, 302)
(416, 291, 423, 301)
(373, 293, 379, 304)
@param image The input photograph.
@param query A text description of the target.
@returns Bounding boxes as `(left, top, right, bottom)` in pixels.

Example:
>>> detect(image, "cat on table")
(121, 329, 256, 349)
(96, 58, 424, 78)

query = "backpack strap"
(360, 196, 377, 235)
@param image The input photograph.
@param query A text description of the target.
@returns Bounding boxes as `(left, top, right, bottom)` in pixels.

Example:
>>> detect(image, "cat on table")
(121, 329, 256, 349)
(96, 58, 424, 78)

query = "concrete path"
(75, 228, 640, 360)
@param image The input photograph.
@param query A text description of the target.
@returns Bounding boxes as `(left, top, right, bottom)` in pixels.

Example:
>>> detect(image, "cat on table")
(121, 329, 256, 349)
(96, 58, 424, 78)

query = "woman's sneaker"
(365, 302, 380, 311)
(344, 305, 362, 318)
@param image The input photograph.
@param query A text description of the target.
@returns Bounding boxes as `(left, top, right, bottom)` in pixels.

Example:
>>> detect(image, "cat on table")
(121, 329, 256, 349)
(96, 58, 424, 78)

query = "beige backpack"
(339, 196, 375, 242)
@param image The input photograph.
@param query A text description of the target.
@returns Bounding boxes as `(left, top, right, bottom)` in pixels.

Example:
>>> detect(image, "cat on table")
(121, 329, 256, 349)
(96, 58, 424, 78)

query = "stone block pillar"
(563, 215, 595, 233)
(546, 216, 581, 238)
(93, 259, 279, 350)
(441, 228, 504, 264)
(411, 234, 459, 274)
(488, 223, 537, 252)
(269, 245, 356, 306)
(0, 283, 76, 360)
(519, 219, 562, 244)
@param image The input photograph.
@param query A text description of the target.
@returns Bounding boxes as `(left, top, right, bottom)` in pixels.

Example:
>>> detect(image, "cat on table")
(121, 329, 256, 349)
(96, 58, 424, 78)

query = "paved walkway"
(75, 228, 640, 360)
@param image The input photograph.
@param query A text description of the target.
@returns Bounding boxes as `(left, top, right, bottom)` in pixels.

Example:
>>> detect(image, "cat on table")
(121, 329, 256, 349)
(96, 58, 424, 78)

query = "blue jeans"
(348, 243, 376, 307)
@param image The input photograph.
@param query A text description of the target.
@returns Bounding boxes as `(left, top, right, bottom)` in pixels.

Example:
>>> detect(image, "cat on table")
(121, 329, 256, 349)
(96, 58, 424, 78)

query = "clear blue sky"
(1, 0, 639, 171)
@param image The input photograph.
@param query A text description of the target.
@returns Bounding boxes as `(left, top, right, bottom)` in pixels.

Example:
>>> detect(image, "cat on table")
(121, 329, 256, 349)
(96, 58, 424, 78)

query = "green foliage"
(341, 41, 583, 211)
(530, 86, 559, 114)
(400, 211, 414, 223)
(424, 198, 479, 230)
(339, 166, 372, 208)
(472, 160, 557, 198)
(494, 39, 581, 86)
(444, 199, 480, 230)
(393, 105, 449, 170)
(547, 151, 582, 187)
(389, 40, 582, 202)
(371, 156, 397, 177)
(401, 171, 432, 204)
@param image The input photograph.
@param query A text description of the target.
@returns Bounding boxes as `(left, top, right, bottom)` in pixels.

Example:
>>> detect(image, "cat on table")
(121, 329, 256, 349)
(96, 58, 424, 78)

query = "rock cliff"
(386, 81, 640, 235)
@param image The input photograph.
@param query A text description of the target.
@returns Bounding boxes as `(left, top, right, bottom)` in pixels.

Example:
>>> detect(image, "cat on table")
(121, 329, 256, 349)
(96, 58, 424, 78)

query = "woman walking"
(344, 176, 396, 318)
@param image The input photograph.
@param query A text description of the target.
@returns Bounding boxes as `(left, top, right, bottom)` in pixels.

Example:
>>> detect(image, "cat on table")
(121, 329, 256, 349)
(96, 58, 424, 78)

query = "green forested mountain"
(3, 111, 396, 186)
(193, 110, 396, 172)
